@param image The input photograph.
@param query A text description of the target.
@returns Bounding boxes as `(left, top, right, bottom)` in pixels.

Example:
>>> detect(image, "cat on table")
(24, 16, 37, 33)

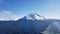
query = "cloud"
(44, 16, 60, 20)
(0, 11, 21, 21)
(10, 16, 21, 20)
(0, 16, 20, 21)
(0, 0, 3, 3)
(0, 0, 5, 4)
(0, 18, 5, 20)
(0, 0, 9, 5)
(0, 11, 13, 15)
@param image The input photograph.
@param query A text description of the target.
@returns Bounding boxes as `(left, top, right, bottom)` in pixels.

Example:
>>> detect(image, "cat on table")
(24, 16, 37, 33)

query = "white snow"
(23, 13, 45, 20)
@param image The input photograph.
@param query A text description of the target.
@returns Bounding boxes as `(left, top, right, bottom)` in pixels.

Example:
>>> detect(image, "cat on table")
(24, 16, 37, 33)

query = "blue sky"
(0, 0, 60, 20)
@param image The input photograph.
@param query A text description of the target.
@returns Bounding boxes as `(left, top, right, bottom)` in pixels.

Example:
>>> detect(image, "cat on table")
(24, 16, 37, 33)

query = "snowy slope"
(21, 13, 45, 20)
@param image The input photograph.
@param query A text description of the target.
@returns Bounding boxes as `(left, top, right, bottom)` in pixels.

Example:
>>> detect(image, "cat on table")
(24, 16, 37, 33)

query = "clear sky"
(0, 0, 60, 20)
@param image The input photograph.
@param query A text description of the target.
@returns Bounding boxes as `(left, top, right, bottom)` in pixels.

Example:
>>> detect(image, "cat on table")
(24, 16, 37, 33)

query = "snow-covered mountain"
(0, 13, 60, 34)
(21, 13, 45, 20)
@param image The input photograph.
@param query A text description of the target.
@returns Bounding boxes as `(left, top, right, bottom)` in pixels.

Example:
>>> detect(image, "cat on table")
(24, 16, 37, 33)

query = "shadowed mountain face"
(0, 13, 60, 34)
(0, 20, 47, 34)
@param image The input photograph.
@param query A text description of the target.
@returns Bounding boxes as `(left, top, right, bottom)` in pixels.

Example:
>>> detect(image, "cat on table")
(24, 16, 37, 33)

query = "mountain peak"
(21, 13, 45, 20)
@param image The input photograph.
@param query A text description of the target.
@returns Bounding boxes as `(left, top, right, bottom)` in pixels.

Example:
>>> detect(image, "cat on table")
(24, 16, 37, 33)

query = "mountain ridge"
(20, 13, 46, 20)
